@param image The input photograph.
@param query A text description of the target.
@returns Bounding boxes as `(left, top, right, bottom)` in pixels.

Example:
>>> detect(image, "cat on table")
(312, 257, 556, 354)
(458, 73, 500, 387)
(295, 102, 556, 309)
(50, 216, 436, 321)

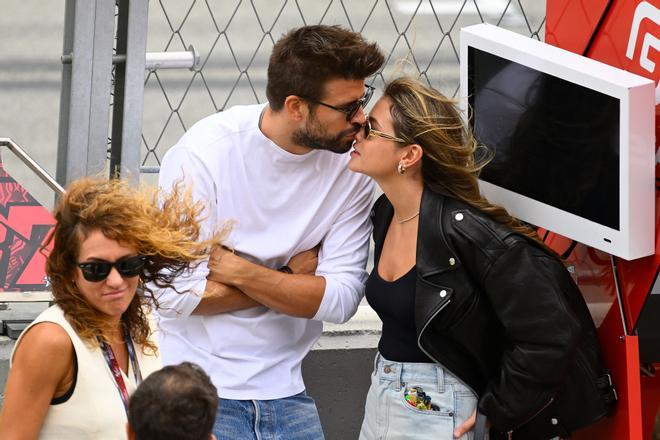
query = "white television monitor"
(460, 23, 655, 260)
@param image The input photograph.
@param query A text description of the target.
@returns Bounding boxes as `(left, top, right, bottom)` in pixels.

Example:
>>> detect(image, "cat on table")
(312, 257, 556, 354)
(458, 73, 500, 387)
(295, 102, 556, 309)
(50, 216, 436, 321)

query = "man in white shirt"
(156, 25, 384, 439)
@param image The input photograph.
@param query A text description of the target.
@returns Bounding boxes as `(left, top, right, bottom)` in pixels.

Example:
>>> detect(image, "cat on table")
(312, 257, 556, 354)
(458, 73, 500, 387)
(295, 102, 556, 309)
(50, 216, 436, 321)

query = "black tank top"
(365, 265, 433, 362)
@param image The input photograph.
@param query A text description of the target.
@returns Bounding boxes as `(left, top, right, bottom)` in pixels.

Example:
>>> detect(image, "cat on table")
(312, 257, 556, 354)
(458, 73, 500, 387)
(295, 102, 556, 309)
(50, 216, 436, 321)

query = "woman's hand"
(286, 245, 320, 275)
(454, 409, 490, 439)
(454, 409, 477, 438)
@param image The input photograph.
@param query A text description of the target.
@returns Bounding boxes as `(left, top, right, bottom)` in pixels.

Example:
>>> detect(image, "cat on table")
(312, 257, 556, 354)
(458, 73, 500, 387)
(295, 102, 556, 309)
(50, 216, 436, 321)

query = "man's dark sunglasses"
(301, 85, 375, 121)
(77, 255, 147, 282)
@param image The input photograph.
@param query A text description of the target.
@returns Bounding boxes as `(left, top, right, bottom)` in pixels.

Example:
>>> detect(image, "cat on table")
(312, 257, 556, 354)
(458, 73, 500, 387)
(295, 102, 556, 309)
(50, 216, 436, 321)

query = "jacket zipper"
(416, 299, 481, 397)
(418, 298, 451, 339)
(418, 295, 556, 439)
(506, 396, 555, 438)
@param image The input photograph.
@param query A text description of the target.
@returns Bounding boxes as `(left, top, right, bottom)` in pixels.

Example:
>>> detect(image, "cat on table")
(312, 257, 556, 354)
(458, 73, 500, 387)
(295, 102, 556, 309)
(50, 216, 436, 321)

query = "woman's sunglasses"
(363, 119, 408, 143)
(77, 255, 147, 282)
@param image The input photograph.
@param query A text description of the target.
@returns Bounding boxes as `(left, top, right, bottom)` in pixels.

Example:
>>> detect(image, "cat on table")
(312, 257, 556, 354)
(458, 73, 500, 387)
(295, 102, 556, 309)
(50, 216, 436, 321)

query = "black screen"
(468, 47, 620, 230)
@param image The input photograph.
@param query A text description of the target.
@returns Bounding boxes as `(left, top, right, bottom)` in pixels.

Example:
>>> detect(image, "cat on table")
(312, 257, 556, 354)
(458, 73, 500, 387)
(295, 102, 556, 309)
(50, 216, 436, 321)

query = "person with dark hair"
(0, 177, 225, 439)
(349, 77, 614, 439)
(155, 24, 384, 439)
(127, 362, 219, 440)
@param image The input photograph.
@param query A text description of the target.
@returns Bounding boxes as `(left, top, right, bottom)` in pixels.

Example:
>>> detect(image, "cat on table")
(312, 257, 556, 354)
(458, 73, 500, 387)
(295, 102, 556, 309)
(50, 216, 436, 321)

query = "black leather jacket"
(371, 189, 614, 439)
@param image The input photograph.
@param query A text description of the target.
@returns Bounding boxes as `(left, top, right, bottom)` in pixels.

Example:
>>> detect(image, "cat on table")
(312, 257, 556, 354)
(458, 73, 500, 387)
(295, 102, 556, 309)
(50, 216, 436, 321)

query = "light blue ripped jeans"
(360, 353, 484, 440)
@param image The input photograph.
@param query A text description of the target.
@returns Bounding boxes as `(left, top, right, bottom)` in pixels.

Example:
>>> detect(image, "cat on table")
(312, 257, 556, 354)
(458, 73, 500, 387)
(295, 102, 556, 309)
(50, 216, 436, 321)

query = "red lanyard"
(99, 334, 142, 416)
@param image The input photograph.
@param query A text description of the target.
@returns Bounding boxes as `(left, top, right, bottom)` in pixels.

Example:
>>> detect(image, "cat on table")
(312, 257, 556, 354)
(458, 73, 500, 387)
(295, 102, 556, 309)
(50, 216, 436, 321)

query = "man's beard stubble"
(292, 113, 361, 154)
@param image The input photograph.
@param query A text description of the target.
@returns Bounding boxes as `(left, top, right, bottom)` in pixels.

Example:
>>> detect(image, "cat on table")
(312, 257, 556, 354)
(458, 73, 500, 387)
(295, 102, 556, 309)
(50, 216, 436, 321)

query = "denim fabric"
(213, 391, 325, 440)
(360, 354, 483, 440)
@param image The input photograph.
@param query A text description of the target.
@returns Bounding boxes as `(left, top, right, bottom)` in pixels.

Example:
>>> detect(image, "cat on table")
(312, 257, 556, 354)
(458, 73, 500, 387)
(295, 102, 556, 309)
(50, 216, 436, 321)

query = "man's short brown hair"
(266, 25, 384, 111)
(128, 362, 218, 440)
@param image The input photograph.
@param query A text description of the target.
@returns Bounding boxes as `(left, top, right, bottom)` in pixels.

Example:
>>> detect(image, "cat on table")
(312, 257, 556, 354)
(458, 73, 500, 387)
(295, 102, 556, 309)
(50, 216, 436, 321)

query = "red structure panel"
(546, 0, 612, 54)
(0, 158, 54, 291)
(547, 1, 660, 438)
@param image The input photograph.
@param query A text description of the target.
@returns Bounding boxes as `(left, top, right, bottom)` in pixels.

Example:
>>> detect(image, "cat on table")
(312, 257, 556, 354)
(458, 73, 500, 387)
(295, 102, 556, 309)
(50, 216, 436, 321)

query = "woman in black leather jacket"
(349, 77, 613, 440)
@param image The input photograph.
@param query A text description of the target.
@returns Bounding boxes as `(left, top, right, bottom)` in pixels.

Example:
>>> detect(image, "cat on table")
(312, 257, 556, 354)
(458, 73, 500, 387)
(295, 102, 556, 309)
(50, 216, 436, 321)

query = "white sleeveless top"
(11, 305, 161, 440)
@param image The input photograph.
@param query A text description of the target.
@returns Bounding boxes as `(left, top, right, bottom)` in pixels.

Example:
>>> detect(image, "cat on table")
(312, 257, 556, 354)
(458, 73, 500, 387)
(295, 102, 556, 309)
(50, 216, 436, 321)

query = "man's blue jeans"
(213, 391, 325, 440)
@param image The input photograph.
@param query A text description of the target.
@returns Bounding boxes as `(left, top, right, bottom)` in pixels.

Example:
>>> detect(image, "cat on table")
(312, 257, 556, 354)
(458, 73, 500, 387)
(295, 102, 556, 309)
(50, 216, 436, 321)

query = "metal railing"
(0, 139, 64, 196)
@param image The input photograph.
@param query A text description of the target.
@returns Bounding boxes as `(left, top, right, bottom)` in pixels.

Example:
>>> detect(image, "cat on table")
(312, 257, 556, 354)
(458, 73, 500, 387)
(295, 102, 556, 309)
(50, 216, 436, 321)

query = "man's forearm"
(192, 279, 262, 315)
(207, 251, 325, 318)
(235, 267, 325, 318)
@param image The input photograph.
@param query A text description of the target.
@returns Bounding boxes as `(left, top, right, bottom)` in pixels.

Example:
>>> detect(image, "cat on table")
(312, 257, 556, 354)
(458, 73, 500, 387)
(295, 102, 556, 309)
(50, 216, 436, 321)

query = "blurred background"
(0, 0, 545, 209)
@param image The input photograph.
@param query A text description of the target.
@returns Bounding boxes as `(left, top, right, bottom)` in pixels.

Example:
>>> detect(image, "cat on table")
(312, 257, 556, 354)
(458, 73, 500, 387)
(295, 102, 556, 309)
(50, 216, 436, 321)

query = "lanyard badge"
(99, 334, 143, 416)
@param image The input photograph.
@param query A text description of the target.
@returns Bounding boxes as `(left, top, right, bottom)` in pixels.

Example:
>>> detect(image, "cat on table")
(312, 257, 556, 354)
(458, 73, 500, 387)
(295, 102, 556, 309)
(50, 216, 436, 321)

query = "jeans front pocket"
(377, 383, 454, 439)
(398, 383, 454, 417)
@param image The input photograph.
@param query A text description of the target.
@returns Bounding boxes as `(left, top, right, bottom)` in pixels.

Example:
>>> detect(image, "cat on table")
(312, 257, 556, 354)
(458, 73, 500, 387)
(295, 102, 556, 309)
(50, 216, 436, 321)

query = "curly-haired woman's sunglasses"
(77, 255, 147, 282)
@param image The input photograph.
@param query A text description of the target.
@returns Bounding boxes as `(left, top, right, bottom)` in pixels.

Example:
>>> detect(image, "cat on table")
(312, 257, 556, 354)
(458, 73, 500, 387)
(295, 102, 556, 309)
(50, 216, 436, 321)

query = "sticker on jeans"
(404, 385, 440, 411)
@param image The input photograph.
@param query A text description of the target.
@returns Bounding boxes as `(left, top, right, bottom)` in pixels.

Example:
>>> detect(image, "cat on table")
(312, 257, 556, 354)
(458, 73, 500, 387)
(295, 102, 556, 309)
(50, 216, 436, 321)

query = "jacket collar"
(416, 187, 461, 278)
(372, 187, 460, 278)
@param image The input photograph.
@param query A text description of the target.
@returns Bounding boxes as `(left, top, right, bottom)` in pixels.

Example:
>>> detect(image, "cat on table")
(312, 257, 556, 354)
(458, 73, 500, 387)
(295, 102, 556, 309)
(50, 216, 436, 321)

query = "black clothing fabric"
(370, 188, 615, 439)
(365, 266, 432, 363)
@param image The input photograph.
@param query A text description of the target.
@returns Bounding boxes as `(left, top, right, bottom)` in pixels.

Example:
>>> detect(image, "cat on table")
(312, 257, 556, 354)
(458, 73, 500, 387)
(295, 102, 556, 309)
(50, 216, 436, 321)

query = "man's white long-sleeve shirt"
(155, 104, 374, 399)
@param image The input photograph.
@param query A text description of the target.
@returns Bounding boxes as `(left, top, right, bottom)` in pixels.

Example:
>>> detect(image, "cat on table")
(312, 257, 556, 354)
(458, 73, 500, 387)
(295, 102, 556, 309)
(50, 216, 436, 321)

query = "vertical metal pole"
(56, 0, 74, 187)
(110, 0, 149, 185)
(56, 0, 115, 187)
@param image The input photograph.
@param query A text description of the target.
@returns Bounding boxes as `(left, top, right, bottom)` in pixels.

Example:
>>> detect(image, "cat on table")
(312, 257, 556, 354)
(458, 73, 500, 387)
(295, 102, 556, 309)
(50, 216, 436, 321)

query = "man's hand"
(206, 244, 325, 318)
(286, 245, 320, 275)
(207, 244, 321, 281)
(191, 246, 264, 315)
(207, 246, 245, 285)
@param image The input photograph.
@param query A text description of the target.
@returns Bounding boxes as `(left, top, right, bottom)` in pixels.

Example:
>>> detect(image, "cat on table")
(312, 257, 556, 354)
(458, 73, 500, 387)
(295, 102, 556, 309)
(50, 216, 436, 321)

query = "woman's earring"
(397, 162, 406, 175)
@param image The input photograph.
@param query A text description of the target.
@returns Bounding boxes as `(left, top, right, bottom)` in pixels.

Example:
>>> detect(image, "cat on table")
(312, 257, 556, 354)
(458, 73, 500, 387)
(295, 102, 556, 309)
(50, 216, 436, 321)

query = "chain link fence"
(141, 0, 546, 177)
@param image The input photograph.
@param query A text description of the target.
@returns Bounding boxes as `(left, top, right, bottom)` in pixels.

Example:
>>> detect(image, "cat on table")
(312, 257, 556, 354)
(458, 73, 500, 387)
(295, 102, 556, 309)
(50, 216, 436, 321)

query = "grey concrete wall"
(303, 347, 377, 440)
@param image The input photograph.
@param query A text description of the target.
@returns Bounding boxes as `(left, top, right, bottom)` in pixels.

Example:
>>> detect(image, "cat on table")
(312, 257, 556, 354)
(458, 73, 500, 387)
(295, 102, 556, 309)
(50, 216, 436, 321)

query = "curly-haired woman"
(0, 177, 224, 439)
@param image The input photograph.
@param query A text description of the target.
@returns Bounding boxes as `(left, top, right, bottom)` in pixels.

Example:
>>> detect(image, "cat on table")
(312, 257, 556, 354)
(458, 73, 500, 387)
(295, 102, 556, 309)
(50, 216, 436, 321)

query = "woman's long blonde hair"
(45, 177, 226, 353)
(384, 77, 547, 247)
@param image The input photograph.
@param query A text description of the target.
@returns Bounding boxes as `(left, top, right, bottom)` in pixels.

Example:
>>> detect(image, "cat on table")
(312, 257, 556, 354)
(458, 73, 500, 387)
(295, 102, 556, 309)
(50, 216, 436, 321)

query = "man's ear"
(210, 434, 218, 440)
(283, 95, 308, 122)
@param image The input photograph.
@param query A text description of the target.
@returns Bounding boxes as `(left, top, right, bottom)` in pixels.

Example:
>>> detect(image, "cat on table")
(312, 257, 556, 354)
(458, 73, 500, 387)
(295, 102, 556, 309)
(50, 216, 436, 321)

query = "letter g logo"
(626, 1, 660, 74)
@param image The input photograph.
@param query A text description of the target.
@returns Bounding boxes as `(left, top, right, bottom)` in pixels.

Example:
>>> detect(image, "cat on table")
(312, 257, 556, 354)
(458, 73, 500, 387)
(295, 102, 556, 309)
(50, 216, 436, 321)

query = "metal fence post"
(56, 0, 115, 187)
(110, 0, 149, 185)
